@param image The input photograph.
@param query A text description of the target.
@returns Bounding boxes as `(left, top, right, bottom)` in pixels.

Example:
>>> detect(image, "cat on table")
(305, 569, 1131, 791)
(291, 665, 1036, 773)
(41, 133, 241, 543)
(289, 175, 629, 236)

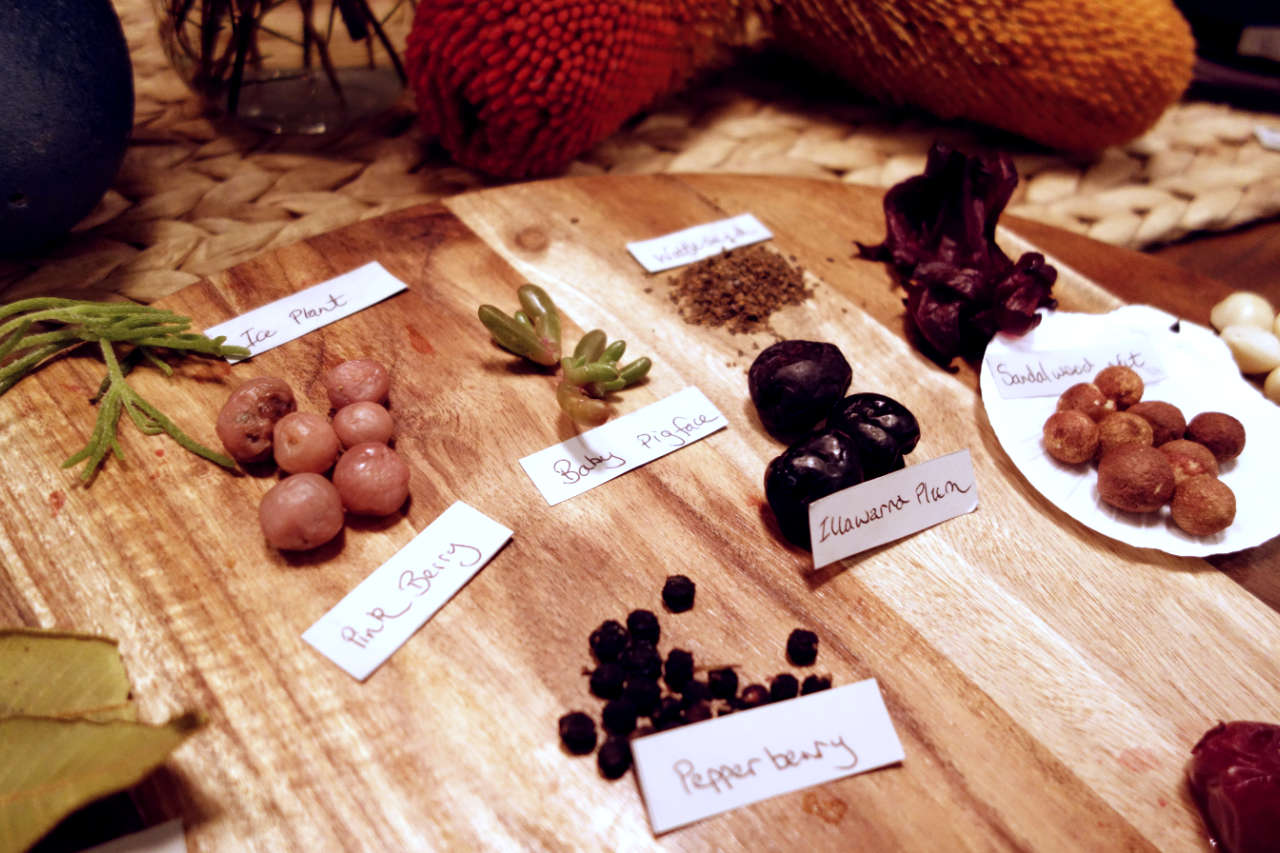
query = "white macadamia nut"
(1210, 291, 1275, 332)
(1220, 324, 1280, 374)
(1266, 366, 1280, 404)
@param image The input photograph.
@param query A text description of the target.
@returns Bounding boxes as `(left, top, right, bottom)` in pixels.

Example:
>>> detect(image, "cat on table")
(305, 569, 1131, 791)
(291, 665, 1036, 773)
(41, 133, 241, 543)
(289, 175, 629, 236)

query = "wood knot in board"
(801, 790, 848, 824)
(514, 226, 551, 253)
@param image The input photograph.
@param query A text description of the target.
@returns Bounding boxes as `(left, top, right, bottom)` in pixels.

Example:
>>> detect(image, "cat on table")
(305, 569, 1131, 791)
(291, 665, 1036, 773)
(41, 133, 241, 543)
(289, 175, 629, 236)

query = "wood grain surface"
(2, 175, 1278, 852)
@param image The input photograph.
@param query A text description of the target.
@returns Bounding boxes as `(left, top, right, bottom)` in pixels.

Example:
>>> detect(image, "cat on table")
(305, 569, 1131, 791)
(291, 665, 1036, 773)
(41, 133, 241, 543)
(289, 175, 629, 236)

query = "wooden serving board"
(2, 174, 1278, 851)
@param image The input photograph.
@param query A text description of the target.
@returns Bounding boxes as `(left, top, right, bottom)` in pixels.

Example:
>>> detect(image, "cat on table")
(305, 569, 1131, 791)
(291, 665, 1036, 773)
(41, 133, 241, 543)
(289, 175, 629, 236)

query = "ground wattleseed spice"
(668, 245, 812, 334)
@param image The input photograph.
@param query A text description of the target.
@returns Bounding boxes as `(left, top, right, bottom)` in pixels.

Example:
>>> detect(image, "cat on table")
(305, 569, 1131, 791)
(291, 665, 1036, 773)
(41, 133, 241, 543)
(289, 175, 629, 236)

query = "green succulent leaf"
(556, 379, 611, 426)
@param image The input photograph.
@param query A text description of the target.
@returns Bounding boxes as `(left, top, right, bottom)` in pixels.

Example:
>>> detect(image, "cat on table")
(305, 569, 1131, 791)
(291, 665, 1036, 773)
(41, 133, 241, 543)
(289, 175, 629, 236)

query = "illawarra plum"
(748, 341, 851, 441)
(828, 392, 921, 478)
(764, 428, 864, 549)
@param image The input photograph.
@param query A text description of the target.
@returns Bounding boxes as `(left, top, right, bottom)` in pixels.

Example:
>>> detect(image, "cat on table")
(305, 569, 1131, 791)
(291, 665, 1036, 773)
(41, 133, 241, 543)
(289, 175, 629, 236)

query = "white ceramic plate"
(980, 305, 1280, 557)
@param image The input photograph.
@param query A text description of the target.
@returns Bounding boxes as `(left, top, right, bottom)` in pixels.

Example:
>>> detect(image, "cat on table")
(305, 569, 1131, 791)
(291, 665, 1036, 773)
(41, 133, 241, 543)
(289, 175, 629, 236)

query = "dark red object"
(404, 0, 735, 177)
(858, 143, 1058, 365)
(1188, 720, 1280, 853)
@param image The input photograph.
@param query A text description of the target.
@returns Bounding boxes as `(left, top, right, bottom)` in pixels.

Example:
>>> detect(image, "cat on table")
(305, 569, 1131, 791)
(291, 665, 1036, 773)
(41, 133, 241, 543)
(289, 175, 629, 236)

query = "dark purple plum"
(748, 340, 851, 441)
(828, 392, 921, 478)
(764, 428, 864, 548)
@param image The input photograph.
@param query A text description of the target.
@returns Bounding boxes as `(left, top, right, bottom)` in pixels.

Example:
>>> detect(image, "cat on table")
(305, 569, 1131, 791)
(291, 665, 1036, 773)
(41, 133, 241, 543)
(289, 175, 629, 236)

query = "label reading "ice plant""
(519, 386, 726, 505)
(205, 261, 407, 361)
(302, 501, 511, 681)
(631, 679, 904, 834)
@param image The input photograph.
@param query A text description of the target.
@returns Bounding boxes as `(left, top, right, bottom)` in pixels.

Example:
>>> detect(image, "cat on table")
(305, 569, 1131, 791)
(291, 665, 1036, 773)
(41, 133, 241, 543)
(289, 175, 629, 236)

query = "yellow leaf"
(0, 629, 135, 722)
(0, 714, 199, 853)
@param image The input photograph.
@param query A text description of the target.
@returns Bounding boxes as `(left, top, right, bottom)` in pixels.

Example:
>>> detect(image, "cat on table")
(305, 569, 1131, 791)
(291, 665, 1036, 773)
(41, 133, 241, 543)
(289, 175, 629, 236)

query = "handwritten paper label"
(809, 449, 979, 570)
(519, 386, 726, 505)
(626, 213, 772, 272)
(631, 678, 904, 834)
(205, 261, 408, 360)
(1257, 125, 1280, 152)
(83, 819, 186, 853)
(984, 338, 1167, 399)
(302, 501, 511, 681)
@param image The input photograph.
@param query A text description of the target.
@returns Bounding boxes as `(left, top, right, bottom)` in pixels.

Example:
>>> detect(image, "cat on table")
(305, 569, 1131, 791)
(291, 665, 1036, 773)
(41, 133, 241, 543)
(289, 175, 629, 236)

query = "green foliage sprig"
(478, 285, 651, 426)
(0, 297, 251, 483)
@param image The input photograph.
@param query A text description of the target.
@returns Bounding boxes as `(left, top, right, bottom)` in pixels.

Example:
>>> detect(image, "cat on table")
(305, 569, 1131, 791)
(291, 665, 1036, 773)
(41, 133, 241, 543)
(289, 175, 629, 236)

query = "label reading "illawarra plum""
(808, 449, 980, 569)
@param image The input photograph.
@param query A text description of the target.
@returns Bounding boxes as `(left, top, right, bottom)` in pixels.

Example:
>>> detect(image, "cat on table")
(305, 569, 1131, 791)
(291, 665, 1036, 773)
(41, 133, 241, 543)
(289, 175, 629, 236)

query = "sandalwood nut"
(1095, 365, 1143, 408)
(1056, 382, 1115, 422)
(1127, 400, 1186, 447)
(1185, 412, 1246, 462)
(1171, 475, 1236, 536)
(1158, 439, 1219, 487)
(1096, 411, 1153, 456)
(1097, 444, 1175, 513)
(1043, 410, 1099, 464)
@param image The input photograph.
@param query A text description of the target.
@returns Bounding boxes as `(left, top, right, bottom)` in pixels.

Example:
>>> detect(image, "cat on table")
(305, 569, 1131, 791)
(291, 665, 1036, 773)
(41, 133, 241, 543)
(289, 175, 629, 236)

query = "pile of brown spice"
(667, 245, 813, 334)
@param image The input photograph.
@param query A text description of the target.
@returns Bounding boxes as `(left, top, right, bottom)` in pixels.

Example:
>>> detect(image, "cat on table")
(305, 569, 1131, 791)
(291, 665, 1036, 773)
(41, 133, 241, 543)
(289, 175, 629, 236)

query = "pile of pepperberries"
(749, 340, 922, 549)
(557, 575, 832, 781)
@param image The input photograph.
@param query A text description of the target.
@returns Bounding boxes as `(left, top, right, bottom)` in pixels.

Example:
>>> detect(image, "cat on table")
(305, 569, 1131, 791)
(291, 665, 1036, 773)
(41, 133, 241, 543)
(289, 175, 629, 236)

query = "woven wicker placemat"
(2, 0, 1278, 304)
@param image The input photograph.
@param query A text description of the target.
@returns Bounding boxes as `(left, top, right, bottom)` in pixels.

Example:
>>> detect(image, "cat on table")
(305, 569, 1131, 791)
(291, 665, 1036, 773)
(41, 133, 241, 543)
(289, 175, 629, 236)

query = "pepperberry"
(652, 695, 684, 730)
(708, 667, 738, 700)
(786, 629, 819, 666)
(683, 701, 712, 724)
(800, 674, 832, 695)
(664, 648, 694, 691)
(597, 736, 633, 780)
(622, 639, 662, 680)
(738, 684, 769, 710)
(627, 609, 660, 645)
(602, 697, 638, 736)
(769, 673, 800, 702)
(622, 676, 661, 717)
(661, 575, 696, 612)
(589, 620, 628, 663)
(589, 662, 625, 699)
(680, 679, 711, 707)
(558, 711, 597, 755)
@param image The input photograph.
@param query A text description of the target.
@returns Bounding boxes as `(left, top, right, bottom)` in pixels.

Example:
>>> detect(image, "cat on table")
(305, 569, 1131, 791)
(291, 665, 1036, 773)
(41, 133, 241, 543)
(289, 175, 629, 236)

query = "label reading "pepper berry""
(631, 678, 904, 834)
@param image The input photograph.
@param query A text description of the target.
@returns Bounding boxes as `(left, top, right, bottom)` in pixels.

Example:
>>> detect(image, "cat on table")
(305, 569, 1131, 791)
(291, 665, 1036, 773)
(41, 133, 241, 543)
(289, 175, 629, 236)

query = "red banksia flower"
(405, 0, 752, 177)
(406, 0, 1193, 178)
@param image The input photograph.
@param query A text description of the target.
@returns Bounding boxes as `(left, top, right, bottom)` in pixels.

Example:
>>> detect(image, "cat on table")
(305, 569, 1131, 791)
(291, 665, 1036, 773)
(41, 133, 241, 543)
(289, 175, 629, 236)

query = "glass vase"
(154, 0, 416, 134)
